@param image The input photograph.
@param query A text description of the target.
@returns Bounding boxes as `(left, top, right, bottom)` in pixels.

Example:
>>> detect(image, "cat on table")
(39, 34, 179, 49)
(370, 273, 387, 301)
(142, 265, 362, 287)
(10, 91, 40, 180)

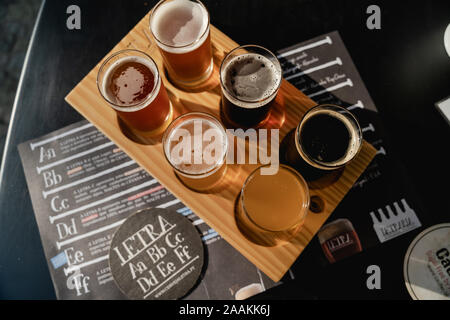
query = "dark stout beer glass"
(150, 0, 213, 87)
(284, 104, 362, 181)
(97, 49, 173, 137)
(220, 45, 282, 128)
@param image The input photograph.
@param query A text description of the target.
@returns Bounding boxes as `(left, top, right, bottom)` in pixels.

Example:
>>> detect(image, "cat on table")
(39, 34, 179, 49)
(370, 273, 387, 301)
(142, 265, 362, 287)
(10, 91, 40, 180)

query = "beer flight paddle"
(65, 4, 377, 281)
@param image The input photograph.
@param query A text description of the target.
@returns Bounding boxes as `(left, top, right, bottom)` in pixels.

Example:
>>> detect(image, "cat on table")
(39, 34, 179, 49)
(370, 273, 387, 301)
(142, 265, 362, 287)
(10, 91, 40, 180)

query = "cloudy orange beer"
(237, 165, 310, 246)
(150, 0, 213, 87)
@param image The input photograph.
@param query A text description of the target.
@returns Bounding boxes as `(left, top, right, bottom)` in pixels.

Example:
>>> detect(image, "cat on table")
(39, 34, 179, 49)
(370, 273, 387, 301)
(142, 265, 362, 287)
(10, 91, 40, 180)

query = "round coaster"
(403, 223, 450, 300)
(444, 23, 450, 57)
(109, 208, 204, 300)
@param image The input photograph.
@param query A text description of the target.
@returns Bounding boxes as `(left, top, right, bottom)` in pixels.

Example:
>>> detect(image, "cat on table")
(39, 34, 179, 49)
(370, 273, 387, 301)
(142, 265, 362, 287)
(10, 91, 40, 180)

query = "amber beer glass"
(220, 45, 282, 128)
(236, 165, 310, 246)
(284, 104, 362, 181)
(97, 49, 173, 137)
(150, 0, 213, 87)
(163, 112, 228, 192)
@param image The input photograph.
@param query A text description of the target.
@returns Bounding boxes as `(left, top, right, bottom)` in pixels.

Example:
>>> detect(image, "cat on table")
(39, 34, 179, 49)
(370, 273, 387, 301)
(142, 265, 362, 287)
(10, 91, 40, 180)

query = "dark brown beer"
(220, 46, 282, 128)
(150, 0, 213, 86)
(301, 114, 351, 163)
(284, 105, 362, 181)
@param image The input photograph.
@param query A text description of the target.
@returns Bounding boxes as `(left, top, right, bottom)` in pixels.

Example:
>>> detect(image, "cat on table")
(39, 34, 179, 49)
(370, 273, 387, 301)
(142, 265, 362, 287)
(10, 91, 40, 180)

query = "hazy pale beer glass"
(163, 112, 228, 192)
(236, 165, 310, 246)
(284, 104, 362, 181)
(97, 49, 173, 137)
(220, 45, 282, 128)
(150, 0, 213, 87)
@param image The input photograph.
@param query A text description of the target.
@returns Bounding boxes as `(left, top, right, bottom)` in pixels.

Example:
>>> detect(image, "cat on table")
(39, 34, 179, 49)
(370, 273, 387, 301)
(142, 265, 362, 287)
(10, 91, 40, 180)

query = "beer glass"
(284, 104, 362, 181)
(149, 0, 213, 87)
(236, 164, 310, 246)
(163, 112, 228, 192)
(220, 45, 282, 128)
(97, 49, 173, 137)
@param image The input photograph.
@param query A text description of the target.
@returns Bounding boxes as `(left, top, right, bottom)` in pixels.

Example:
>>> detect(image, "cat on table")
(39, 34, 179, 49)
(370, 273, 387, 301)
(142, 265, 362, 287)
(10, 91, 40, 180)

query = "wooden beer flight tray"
(65, 12, 377, 282)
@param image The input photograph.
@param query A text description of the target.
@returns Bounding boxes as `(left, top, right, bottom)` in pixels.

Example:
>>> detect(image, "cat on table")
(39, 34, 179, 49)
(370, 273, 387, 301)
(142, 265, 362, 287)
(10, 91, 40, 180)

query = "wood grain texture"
(65, 12, 377, 282)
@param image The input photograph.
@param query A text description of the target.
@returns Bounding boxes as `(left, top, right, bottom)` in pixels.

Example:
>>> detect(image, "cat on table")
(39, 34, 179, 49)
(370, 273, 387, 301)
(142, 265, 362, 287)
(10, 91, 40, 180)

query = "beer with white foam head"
(150, 0, 213, 87)
(220, 45, 282, 128)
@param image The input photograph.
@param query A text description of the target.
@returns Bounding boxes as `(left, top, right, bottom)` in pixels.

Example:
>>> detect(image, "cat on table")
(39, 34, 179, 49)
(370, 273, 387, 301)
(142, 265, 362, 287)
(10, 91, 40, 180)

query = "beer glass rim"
(240, 164, 310, 233)
(219, 44, 283, 104)
(295, 104, 363, 170)
(149, 0, 210, 50)
(162, 111, 228, 177)
(96, 49, 161, 112)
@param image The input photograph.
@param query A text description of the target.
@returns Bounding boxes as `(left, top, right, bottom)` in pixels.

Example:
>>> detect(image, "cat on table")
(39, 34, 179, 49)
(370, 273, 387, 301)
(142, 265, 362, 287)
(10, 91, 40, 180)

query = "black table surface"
(0, 0, 449, 300)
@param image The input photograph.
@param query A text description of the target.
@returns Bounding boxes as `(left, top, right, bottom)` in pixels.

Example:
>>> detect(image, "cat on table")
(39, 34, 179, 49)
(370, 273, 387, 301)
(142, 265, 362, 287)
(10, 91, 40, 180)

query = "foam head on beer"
(163, 113, 228, 177)
(221, 53, 282, 108)
(163, 112, 228, 192)
(150, 0, 209, 53)
(219, 45, 282, 128)
(98, 50, 173, 135)
(102, 56, 160, 108)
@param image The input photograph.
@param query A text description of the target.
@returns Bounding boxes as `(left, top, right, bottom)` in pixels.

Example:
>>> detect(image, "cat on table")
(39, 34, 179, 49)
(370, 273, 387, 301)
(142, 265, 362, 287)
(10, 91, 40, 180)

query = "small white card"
(369, 198, 422, 243)
(436, 96, 450, 126)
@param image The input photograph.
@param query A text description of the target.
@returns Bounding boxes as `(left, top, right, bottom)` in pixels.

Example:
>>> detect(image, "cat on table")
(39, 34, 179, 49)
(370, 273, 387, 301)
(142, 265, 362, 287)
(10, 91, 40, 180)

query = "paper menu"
(18, 120, 281, 299)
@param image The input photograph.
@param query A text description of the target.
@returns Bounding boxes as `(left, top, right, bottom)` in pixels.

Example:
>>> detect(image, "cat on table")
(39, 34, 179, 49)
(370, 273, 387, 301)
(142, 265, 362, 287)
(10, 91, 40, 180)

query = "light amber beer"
(150, 0, 213, 87)
(163, 112, 228, 192)
(236, 165, 310, 246)
(220, 45, 282, 128)
(97, 50, 173, 136)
